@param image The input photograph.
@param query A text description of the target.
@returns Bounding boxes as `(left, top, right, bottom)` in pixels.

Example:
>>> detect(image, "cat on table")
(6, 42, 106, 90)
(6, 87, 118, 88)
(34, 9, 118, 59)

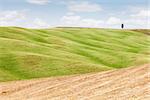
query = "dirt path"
(0, 64, 150, 100)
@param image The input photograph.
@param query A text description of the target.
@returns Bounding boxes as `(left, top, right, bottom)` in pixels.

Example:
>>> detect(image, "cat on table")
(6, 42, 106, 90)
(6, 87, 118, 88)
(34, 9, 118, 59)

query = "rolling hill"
(0, 27, 150, 82)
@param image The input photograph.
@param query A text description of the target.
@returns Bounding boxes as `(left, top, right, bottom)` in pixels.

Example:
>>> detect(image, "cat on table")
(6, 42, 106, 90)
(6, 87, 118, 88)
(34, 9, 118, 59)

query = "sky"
(0, 0, 149, 29)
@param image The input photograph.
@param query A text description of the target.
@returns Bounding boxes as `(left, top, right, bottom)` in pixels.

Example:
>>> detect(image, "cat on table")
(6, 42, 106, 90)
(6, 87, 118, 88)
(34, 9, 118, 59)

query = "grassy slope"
(0, 27, 150, 81)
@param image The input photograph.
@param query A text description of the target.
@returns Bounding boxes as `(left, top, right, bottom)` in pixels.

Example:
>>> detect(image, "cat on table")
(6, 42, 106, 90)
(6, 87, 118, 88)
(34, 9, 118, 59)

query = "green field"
(0, 27, 150, 82)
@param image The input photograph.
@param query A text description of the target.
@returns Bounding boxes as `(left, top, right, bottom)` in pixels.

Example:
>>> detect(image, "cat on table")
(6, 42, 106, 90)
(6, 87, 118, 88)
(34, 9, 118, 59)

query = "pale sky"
(0, 0, 149, 29)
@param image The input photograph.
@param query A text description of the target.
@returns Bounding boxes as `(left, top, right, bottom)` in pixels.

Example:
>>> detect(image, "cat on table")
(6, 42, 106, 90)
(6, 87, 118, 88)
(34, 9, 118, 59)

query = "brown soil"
(132, 29, 150, 35)
(0, 64, 149, 100)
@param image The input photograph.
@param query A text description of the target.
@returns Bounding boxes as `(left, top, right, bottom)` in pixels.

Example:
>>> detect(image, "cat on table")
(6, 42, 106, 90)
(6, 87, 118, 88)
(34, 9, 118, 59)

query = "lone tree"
(121, 24, 124, 29)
